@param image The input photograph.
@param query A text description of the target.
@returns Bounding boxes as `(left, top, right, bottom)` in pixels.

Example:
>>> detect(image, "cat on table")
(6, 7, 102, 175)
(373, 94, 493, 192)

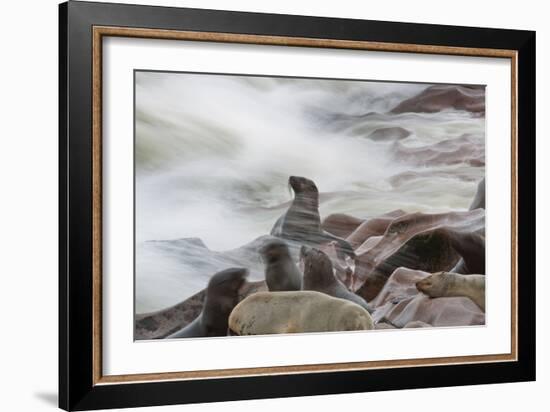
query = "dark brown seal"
(271, 176, 355, 258)
(260, 239, 302, 291)
(166, 267, 248, 339)
(301, 246, 371, 312)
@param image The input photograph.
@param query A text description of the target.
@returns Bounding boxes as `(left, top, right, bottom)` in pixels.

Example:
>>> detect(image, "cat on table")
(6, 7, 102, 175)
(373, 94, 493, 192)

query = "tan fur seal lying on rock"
(354, 209, 485, 300)
(228, 291, 374, 335)
(416, 272, 485, 310)
(369, 268, 484, 328)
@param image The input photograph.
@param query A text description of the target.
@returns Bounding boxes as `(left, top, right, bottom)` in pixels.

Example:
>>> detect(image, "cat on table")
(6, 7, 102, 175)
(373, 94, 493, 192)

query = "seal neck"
(293, 192, 319, 209)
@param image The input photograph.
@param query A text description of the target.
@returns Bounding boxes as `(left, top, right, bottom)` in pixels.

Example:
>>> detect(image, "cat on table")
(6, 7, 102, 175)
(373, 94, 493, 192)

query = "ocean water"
(135, 71, 485, 313)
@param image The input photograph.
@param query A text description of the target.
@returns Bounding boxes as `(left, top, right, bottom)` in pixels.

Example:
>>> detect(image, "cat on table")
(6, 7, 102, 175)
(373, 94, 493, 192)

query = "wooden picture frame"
(59, 1, 536, 410)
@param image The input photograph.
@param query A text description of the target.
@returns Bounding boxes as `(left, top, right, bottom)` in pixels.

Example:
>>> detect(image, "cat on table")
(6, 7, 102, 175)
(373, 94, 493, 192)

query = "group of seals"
(250, 238, 374, 334)
(164, 174, 485, 340)
(167, 176, 374, 339)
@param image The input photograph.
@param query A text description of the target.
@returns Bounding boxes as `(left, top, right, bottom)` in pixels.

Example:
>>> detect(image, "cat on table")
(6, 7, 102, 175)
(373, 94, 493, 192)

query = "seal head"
(301, 246, 370, 312)
(271, 175, 355, 259)
(260, 239, 302, 291)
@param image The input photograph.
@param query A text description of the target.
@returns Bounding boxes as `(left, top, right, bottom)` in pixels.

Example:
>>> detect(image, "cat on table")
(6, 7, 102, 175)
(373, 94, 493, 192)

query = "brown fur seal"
(260, 239, 302, 291)
(228, 291, 374, 335)
(469, 177, 485, 210)
(166, 267, 248, 338)
(271, 176, 355, 258)
(416, 272, 485, 310)
(447, 231, 485, 274)
(301, 246, 371, 313)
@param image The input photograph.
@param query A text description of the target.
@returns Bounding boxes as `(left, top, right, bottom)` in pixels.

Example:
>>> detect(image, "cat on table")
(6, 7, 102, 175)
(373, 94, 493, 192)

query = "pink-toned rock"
(317, 241, 354, 288)
(346, 209, 406, 249)
(355, 236, 383, 257)
(390, 84, 485, 115)
(354, 209, 485, 301)
(322, 213, 365, 238)
(370, 268, 484, 328)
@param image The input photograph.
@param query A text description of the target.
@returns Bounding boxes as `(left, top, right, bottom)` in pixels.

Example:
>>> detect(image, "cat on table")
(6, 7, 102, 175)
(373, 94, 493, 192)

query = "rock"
(322, 213, 364, 238)
(370, 268, 485, 328)
(367, 126, 411, 141)
(354, 209, 485, 301)
(390, 84, 485, 115)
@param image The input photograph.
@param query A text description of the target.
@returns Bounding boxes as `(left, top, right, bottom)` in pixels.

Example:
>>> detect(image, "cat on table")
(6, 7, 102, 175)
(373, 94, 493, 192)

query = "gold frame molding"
(91, 26, 518, 386)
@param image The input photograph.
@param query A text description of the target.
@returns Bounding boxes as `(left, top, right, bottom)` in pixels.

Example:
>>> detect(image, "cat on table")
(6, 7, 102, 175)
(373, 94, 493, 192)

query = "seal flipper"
(270, 214, 285, 237)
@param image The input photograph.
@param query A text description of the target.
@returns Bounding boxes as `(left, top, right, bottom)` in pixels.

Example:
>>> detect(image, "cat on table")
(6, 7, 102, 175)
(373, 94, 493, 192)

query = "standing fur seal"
(260, 239, 302, 291)
(228, 291, 374, 335)
(301, 246, 371, 312)
(416, 272, 485, 310)
(271, 176, 355, 258)
(166, 267, 248, 338)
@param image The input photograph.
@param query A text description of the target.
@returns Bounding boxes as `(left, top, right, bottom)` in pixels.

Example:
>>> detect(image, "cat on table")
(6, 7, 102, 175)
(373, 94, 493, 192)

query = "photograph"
(134, 71, 487, 340)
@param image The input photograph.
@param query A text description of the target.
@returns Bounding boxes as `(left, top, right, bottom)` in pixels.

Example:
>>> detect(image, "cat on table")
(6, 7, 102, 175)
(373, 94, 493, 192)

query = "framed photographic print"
(59, 1, 536, 410)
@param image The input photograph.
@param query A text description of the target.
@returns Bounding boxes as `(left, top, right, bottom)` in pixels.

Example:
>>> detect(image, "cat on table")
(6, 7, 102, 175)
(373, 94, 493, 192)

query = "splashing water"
(135, 71, 485, 313)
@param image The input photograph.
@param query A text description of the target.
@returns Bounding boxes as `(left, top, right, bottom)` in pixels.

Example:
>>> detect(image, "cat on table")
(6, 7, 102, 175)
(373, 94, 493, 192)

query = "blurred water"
(135, 72, 485, 313)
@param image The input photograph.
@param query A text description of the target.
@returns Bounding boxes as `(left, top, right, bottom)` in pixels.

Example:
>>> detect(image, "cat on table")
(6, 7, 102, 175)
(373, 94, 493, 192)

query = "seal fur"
(228, 291, 374, 335)
(166, 267, 248, 338)
(301, 246, 371, 312)
(416, 271, 485, 310)
(271, 176, 355, 258)
(260, 239, 302, 291)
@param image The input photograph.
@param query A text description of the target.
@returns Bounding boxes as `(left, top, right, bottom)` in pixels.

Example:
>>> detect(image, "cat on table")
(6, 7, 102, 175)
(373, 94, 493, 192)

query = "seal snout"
(287, 175, 318, 193)
(415, 278, 432, 292)
(300, 245, 312, 258)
